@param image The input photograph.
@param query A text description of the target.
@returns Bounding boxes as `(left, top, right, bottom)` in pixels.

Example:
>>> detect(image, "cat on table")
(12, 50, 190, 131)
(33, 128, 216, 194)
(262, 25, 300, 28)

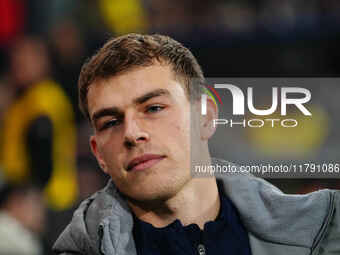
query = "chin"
(122, 175, 189, 203)
(128, 183, 175, 202)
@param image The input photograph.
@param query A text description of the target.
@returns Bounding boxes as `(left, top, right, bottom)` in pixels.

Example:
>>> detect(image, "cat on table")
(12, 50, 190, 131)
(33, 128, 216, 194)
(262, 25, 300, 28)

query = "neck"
(128, 176, 220, 230)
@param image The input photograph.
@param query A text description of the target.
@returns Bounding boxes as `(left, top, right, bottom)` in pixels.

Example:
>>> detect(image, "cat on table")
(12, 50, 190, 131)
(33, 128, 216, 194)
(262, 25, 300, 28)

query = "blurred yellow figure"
(0, 37, 78, 210)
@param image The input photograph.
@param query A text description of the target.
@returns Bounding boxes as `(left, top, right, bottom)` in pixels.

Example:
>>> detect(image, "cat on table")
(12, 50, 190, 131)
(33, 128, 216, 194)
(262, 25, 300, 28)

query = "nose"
(123, 113, 149, 148)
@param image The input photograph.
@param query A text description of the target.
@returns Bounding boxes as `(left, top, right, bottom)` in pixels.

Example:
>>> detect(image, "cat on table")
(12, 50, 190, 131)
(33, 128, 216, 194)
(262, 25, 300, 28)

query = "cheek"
(98, 130, 123, 153)
(176, 115, 191, 141)
(168, 109, 191, 132)
(164, 117, 191, 156)
(164, 116, 190, 141)
(97, 134, 122, 166)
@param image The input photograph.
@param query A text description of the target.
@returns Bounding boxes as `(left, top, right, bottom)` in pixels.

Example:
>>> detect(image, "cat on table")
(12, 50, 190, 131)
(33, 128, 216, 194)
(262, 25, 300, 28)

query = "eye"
(100, 119, 122, 131)
(146, 105, 165, 113)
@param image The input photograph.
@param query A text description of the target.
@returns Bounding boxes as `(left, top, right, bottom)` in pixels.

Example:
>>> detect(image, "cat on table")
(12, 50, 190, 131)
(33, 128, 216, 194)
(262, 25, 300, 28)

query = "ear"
(90, 135, 108, 173)
(200, 96, 218, 140)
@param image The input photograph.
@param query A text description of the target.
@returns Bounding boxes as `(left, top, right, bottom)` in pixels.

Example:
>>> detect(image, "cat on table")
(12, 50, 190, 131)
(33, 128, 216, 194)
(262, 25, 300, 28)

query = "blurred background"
(0, 0, 339, 254)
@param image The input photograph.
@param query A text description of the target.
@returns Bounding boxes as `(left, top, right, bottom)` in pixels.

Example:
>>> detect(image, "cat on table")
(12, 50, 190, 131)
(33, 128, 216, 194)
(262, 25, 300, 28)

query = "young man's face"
(88, 64, 196, 202)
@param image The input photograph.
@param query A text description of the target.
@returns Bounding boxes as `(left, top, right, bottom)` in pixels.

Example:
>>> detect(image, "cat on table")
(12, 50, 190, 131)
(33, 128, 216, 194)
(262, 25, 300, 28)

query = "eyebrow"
(133, 88, 170, 105)
(91, 88, 171, 123)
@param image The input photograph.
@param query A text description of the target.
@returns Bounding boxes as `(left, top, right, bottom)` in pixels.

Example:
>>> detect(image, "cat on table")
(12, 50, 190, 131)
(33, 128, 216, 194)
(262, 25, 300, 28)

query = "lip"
(127, 154, 166, 171)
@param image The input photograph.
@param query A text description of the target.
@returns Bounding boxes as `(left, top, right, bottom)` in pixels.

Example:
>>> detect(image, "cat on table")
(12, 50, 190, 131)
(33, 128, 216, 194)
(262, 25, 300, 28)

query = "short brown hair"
(78, 33, 204, 120)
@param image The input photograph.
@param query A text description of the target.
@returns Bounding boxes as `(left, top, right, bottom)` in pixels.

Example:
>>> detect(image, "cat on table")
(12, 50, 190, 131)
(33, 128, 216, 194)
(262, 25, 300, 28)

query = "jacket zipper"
(197, 230, 206, 255)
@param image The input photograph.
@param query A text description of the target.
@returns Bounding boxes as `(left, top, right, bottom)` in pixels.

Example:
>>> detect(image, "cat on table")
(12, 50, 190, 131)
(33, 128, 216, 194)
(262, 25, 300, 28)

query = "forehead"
(87, 64, 187, 117)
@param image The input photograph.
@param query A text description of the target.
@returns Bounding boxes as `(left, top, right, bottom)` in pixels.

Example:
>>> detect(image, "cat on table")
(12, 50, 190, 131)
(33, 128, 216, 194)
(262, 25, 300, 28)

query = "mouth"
(127, 154, 166, 171)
